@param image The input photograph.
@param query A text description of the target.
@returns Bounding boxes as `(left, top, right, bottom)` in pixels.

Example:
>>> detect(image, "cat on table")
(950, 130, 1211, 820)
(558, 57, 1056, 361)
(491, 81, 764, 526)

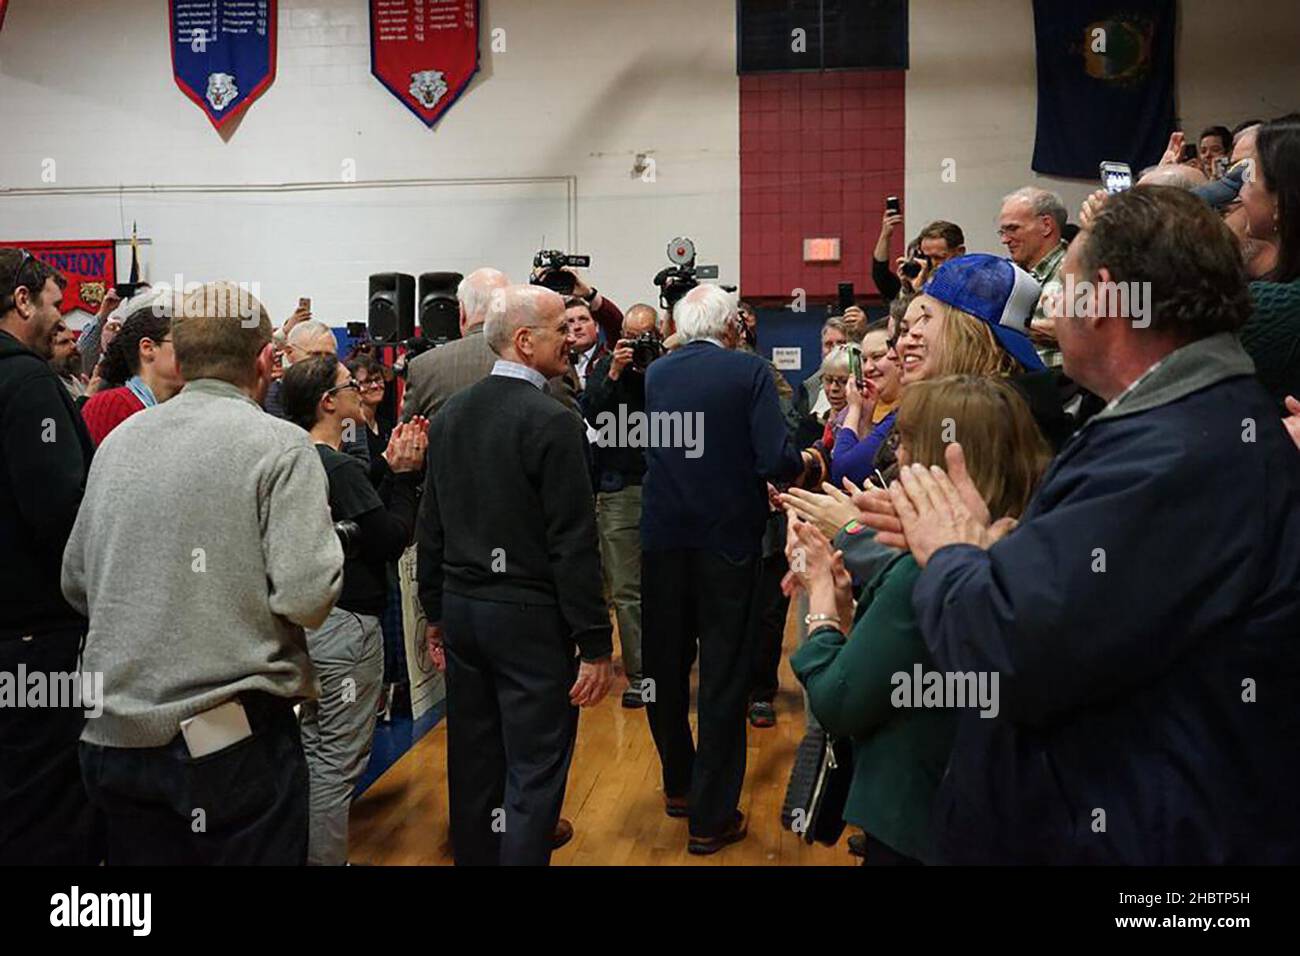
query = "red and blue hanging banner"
(370, 0, 480, 128)
(169, 1, 277, 130)
(0, 241, 118, 317)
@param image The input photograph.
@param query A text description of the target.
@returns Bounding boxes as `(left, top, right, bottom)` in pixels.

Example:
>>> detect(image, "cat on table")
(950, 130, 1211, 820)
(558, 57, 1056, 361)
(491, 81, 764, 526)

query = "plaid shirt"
(1031, 240, 1069, 368)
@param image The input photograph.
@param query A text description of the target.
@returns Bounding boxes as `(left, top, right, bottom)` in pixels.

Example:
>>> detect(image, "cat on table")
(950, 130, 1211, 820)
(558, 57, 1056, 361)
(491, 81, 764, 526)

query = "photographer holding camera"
(281, 354, 426, 865)
(581, 303, 662, 709)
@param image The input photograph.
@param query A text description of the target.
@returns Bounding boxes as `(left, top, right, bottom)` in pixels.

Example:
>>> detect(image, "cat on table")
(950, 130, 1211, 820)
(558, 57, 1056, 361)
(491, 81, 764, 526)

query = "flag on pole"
(129, 223, 141, 285)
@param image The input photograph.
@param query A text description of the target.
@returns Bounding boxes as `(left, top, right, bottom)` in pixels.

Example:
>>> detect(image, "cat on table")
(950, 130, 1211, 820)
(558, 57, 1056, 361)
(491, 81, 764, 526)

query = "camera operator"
(281, 354, 425, 865)
(529, 261, 625, 347)
(581, 303, 661, 709)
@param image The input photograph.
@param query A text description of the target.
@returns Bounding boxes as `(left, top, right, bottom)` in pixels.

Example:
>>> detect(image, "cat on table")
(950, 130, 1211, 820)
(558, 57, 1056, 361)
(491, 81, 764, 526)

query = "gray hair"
(287, 319, 335, 352)
(483, 284, 563, 357)
(1004, 186, 1068, 234)
(673, 284, 736, 344)
(820, 342, 861, 378)
(458, 267, 510, 328)
(1136, 164, 1208, 190)
(821, 315, 847, 338)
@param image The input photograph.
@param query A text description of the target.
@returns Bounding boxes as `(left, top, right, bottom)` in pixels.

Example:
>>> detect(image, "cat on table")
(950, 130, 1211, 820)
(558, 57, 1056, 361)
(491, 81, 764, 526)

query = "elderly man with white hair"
(639, 283, 810, 855)
(400, 266, 510, 420)
(263, 317, 370, 464)
(999, 186, 1070, 366)
(416, 283, 613, 866)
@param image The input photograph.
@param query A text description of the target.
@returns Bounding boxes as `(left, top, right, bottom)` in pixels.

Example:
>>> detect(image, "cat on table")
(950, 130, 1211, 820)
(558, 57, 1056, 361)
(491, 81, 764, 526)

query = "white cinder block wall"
(0, 0, 741, 325)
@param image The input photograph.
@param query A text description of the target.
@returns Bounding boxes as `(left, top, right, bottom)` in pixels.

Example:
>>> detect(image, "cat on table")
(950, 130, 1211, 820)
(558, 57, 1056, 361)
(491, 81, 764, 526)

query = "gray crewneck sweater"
(63, 378, 344, 748)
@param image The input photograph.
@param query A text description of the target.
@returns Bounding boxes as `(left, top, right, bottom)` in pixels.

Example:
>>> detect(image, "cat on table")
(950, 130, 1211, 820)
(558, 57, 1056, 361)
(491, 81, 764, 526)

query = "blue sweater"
(641, 340, 804, 558)
(831, 410, 897, 488)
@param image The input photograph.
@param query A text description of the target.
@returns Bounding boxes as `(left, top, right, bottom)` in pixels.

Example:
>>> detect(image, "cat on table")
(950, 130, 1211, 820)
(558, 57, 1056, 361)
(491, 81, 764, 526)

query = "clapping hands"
(384, 416, 429, 473)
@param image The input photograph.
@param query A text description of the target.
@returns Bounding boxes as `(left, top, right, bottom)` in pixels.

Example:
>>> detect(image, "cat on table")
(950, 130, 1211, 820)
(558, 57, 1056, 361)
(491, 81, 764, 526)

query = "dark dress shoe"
(552, 818, 574, 850)
(665, 795, 689, 818)
(687, 811, 748, 855)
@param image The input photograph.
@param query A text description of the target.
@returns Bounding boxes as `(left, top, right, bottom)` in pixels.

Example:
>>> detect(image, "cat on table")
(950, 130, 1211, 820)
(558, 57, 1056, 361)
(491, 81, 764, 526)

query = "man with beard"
(0, 248, 98, 864)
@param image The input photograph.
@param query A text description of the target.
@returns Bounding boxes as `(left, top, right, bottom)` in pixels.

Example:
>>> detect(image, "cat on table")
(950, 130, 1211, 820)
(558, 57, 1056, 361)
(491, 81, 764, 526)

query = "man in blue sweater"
(640, 283, 809, 854)
(882, 186, 1300, 863)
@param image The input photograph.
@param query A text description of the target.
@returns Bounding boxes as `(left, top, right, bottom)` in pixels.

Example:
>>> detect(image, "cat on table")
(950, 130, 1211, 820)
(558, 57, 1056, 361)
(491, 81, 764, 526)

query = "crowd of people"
(2, 111, 1299, 866)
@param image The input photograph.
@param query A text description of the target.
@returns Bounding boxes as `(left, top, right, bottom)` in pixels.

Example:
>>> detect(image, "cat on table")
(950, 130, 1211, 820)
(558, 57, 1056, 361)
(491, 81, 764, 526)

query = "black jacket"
(0, 329, 94, 636)
(581, 352, 647, 490)
(417, 374, 612, 662)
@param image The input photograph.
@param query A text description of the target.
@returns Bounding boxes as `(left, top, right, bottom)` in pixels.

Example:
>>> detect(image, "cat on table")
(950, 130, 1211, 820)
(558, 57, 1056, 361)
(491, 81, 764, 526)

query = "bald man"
(400, 267, 510, 421)
(417, 284, 613, 866)
(580, 303, 661, 707)
(264, 319, 369, 464)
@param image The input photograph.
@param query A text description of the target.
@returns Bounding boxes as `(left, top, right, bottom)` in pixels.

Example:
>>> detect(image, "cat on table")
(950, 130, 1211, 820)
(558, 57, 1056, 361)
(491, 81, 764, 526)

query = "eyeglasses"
(325, 378, 361, 396)
(355, 379, 383, 391)
(2, 249, 39, 311)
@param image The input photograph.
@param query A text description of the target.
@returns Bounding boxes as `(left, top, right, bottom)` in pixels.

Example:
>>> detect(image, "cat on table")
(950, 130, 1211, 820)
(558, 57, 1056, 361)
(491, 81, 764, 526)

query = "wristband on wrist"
(583, 287, 598, 304)
(804, 612, 839, 628)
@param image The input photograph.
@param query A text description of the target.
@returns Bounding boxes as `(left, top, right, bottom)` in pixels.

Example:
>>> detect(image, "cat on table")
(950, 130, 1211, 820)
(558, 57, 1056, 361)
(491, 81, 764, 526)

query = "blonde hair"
(171, 282, 272, 386)
(896, 375, 1050, 520)
(932, 303, 1020, 379)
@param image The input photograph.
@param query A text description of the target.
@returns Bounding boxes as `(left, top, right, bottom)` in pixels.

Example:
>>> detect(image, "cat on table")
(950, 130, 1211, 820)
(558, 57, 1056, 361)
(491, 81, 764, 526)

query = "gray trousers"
(596, 484, 643, 680)
(299, 606, 383, 866)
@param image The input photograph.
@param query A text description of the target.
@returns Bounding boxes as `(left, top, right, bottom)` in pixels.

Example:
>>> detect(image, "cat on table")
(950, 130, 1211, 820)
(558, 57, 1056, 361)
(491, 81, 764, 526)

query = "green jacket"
(790, 554, 954, 862)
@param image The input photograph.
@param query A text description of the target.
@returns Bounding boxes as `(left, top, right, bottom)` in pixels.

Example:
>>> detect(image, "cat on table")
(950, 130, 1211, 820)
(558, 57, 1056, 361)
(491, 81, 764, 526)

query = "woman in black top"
(281, 354, 425, 865)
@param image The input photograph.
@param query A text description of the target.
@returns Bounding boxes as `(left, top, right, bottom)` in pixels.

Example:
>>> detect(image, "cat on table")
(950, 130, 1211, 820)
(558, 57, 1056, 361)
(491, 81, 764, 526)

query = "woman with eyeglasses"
(281, 354, 426, 865)
(80, 295, 183, 447)
(346, 354, 398, 488)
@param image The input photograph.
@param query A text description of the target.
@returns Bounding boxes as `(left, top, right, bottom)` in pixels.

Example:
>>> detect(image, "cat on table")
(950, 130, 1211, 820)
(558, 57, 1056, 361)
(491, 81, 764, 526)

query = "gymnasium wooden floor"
(349, 616, 855, 866)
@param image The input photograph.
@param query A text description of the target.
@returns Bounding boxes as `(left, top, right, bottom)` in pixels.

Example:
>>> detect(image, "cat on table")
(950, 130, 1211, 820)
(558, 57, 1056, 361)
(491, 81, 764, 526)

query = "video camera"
(652, 236, 719, 311)
(532, 250, 592, 296)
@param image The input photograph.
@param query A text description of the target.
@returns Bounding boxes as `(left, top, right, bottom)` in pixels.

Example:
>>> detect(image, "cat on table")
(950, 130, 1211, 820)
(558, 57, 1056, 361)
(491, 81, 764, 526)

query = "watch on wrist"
(582, 287, 598, 304)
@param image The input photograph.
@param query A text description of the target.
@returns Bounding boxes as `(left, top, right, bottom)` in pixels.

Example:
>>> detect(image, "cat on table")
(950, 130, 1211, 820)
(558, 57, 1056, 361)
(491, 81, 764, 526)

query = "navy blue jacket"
(641, 340, 803, 558)
(914, 335, 1300, 864)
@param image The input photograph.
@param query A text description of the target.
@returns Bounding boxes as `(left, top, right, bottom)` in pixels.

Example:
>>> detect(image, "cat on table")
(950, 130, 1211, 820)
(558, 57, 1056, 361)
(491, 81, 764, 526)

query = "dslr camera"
(532, 250, 592, 296)
(618, 329, 665, 373)
(653, 236, 719, 310)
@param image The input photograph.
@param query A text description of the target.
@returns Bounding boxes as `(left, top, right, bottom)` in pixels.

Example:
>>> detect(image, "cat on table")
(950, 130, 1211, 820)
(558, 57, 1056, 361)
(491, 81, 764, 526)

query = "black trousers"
(0, 628, 100, 865)
(79, 692, 308, 865)
(749, 549, 791, 705)
(642, 547, 761, 838)
(442, 593, 579, 866)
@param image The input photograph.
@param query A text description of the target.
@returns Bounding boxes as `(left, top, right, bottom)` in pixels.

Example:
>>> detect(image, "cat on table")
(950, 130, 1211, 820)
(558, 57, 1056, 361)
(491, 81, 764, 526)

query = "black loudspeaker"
(367, 273, 415, 344)
(418, 272, 463, 341)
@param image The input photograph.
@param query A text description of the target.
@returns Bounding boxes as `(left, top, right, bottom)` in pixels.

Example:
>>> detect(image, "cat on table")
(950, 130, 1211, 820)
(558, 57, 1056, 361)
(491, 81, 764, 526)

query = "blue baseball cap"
(923, 254, 1046, 372)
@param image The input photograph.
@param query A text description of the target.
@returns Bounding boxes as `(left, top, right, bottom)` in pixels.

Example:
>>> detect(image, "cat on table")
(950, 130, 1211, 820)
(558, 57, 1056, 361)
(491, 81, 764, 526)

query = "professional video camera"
(532, 250, 592, 296)
(653, 236, 719, 310)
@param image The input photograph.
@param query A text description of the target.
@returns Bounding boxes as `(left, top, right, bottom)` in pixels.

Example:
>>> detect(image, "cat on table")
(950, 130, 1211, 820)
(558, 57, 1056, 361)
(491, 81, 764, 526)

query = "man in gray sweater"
(63, 282, 344, 865)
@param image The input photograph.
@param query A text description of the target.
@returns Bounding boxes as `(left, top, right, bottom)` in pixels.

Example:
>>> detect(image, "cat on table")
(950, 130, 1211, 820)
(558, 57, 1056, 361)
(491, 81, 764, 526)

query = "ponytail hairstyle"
(98, 304, 172, 388)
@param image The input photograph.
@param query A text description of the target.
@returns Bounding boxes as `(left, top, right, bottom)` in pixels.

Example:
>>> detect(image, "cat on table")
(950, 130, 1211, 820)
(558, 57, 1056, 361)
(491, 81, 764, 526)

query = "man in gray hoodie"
(64, 281, 343, 865)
